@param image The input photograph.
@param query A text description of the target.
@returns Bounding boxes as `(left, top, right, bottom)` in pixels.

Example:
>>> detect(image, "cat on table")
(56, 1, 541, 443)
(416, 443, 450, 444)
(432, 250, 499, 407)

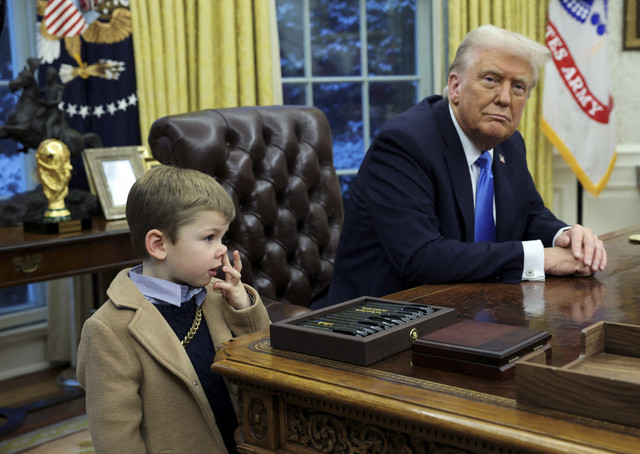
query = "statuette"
(36, 139, 73, 222)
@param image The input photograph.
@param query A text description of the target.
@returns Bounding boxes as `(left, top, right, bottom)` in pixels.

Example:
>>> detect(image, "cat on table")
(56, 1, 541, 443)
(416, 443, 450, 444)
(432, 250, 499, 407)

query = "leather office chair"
(148, 106, 343, 321)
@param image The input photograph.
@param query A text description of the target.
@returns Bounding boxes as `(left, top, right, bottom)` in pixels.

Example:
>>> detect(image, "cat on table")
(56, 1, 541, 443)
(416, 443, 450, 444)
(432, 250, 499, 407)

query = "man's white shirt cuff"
(522, 240, 545, 281)
(552, 226, 572, 246)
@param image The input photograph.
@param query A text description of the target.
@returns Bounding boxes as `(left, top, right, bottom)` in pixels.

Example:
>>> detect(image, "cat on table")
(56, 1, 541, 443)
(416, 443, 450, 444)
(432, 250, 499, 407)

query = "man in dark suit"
(313, 25, 606, 309)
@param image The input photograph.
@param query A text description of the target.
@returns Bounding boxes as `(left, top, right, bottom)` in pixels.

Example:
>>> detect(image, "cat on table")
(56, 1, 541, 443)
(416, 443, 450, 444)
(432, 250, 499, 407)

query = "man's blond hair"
(443, 24, 551, 97)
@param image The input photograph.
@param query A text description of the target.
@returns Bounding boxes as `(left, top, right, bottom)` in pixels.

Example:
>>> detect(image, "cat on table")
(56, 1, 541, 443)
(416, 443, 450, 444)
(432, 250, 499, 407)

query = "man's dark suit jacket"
(315, 95, 567, 309)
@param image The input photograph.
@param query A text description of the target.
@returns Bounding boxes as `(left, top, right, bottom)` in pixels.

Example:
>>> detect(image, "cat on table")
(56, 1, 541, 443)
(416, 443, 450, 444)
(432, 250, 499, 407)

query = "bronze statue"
(0, 58, 102, 156)
(36, 139, 73, 221)
(0, 58, 44, 148)
(43, 66, 67, 139)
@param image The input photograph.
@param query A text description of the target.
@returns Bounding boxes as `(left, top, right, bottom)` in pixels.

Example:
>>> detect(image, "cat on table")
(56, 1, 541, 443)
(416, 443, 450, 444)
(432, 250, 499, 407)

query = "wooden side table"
(0, 217, 139, 289)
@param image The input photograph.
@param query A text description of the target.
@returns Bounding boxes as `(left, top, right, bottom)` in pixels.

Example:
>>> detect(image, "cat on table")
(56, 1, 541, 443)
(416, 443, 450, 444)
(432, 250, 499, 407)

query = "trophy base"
(23, 217, 93, 234)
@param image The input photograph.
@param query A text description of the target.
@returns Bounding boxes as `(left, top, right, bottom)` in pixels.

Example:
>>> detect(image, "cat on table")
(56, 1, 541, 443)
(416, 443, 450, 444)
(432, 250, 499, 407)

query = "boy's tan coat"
(77, 268, 270, 454)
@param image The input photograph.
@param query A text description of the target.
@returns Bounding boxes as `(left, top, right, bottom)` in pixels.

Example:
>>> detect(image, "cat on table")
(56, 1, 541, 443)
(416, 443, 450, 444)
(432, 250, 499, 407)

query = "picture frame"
(138, 145, 162, 171)
(82, 146, 146, 220)
(624, 0, 640, 50)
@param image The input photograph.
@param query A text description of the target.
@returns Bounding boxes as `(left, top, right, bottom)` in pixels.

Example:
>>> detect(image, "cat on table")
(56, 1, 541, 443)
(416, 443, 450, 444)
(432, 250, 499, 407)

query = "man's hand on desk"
(545, 224, 607, 276)
(555, 224, 607, 272)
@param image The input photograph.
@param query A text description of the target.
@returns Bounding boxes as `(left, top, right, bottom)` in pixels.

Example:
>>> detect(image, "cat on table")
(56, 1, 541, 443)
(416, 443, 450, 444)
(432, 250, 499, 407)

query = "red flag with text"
(542, 0, 616, 196)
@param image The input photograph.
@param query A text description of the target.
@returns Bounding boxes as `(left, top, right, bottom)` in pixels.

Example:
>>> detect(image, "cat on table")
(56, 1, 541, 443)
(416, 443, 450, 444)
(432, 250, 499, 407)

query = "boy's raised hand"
(213, 250, 251, 309)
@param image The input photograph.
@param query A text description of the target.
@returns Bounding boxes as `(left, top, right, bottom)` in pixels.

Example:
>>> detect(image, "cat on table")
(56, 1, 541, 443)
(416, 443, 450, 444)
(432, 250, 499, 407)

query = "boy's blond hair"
(126, 165, 236, 259)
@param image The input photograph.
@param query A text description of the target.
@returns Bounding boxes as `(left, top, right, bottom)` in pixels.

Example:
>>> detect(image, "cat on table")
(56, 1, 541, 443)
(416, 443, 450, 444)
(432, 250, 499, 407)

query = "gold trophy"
(36, 139, 73, 221)
(23, 138, 91, 233)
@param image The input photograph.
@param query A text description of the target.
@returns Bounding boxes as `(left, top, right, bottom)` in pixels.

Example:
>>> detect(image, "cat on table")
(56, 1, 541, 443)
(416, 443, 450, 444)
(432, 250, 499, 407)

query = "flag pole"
(576, 179, 583, 225)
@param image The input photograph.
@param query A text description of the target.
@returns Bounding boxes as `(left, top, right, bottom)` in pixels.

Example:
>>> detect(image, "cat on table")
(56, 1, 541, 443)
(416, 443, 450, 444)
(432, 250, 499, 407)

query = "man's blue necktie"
(474, 151, 495, 242)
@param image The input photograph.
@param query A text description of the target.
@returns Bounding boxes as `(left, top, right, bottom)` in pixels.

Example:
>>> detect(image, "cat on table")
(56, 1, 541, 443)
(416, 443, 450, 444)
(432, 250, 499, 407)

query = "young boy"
(77, 165, 270, 454)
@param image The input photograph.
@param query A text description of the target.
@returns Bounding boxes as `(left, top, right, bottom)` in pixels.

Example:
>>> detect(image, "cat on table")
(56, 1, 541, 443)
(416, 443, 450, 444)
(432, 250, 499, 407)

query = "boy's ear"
(145, 229, 167, 260)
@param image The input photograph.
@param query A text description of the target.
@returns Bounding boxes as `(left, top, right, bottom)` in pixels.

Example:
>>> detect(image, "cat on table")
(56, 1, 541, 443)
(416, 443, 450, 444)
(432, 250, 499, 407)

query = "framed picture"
(82, 146, 146, 220)
(624, 0, 640, 50)
(138, 145, 162, 171)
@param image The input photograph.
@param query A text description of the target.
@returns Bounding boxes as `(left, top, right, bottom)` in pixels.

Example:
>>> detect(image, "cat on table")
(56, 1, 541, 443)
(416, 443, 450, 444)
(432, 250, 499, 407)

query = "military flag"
(541, 0, 616, 196)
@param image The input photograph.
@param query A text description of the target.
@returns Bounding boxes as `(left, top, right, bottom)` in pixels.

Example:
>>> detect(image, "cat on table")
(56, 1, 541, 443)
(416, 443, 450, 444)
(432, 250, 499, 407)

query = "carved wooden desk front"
(213, 225, 640, 453)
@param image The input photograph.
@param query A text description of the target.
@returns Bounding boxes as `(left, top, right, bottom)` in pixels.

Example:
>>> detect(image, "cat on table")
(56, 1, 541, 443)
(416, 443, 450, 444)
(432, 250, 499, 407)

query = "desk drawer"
(1, 236, 139, 288)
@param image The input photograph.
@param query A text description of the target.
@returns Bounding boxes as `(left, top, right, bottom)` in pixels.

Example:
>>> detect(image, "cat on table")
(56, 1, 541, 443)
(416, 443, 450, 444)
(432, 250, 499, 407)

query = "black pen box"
(269, 296, 456, 366)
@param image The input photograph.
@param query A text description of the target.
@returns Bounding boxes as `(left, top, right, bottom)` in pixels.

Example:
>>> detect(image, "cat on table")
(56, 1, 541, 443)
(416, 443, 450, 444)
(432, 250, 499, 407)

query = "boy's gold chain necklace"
(181, 305, 203, 347)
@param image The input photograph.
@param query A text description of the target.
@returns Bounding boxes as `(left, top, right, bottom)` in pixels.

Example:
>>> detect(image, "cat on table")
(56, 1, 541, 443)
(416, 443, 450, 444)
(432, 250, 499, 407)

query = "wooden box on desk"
(269, 296, 456, 366)
(516, 321, 640, 428)
(412, 320, 551, 380)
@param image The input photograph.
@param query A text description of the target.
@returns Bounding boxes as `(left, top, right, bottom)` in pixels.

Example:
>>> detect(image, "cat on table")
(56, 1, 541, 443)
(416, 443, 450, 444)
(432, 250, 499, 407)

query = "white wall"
(554, 145, 640, 234)
(609, 0, 640, 145)
(0, 323, 50, 381)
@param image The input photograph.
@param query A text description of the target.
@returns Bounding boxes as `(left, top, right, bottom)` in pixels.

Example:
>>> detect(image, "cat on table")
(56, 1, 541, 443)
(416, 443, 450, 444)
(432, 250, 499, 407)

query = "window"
(0, 284, 47, 331)
(1, 0, 38, 198)
(0, 0, 47, 332)
(276, 0, 438, 198)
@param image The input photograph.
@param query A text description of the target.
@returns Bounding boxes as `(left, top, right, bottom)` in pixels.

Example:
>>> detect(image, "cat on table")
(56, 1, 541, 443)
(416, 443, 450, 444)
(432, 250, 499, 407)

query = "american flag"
(44, 0, 88, 37)
(38, 2, 141, 191)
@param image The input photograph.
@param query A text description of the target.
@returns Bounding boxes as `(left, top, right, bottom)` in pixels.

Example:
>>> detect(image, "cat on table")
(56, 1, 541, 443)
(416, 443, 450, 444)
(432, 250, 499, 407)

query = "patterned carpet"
(0, 415, 92, 454)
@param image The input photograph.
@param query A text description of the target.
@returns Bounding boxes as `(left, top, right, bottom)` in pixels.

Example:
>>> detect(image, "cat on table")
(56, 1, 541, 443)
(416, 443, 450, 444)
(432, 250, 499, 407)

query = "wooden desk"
(0, 217, 139, 289)
(212, 225, 640, 453)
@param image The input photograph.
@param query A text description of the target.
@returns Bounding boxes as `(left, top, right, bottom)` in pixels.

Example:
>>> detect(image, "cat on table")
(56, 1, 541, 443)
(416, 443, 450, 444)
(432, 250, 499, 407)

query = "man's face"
(447, 47, 533, 151)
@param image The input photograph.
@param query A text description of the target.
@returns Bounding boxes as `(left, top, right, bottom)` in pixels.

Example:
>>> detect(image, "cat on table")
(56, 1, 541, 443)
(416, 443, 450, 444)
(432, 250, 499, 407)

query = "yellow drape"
(447, 0, 553, 207)
(130, 0, 283, 145)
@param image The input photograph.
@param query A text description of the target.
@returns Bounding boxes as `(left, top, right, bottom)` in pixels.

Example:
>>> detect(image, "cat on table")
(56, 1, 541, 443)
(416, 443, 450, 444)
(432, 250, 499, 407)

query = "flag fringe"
(541, 119, 617, 197)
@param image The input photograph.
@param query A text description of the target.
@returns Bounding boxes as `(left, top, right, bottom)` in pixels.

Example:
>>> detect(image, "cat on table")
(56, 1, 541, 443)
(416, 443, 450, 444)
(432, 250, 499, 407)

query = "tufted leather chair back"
(148, 106, 343, 319)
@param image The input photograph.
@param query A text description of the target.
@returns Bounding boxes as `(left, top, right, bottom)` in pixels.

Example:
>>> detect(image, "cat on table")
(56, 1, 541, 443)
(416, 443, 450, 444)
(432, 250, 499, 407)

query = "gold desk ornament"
(23, 139, 92, 234)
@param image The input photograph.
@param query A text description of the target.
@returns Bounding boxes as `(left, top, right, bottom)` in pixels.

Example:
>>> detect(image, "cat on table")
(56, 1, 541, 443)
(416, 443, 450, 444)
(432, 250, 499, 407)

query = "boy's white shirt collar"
(129, 264, 206, 307)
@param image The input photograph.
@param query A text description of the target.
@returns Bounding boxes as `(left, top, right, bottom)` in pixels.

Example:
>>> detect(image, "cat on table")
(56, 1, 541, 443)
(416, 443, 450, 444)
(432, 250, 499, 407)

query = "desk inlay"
(213, 225, 640, 453)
